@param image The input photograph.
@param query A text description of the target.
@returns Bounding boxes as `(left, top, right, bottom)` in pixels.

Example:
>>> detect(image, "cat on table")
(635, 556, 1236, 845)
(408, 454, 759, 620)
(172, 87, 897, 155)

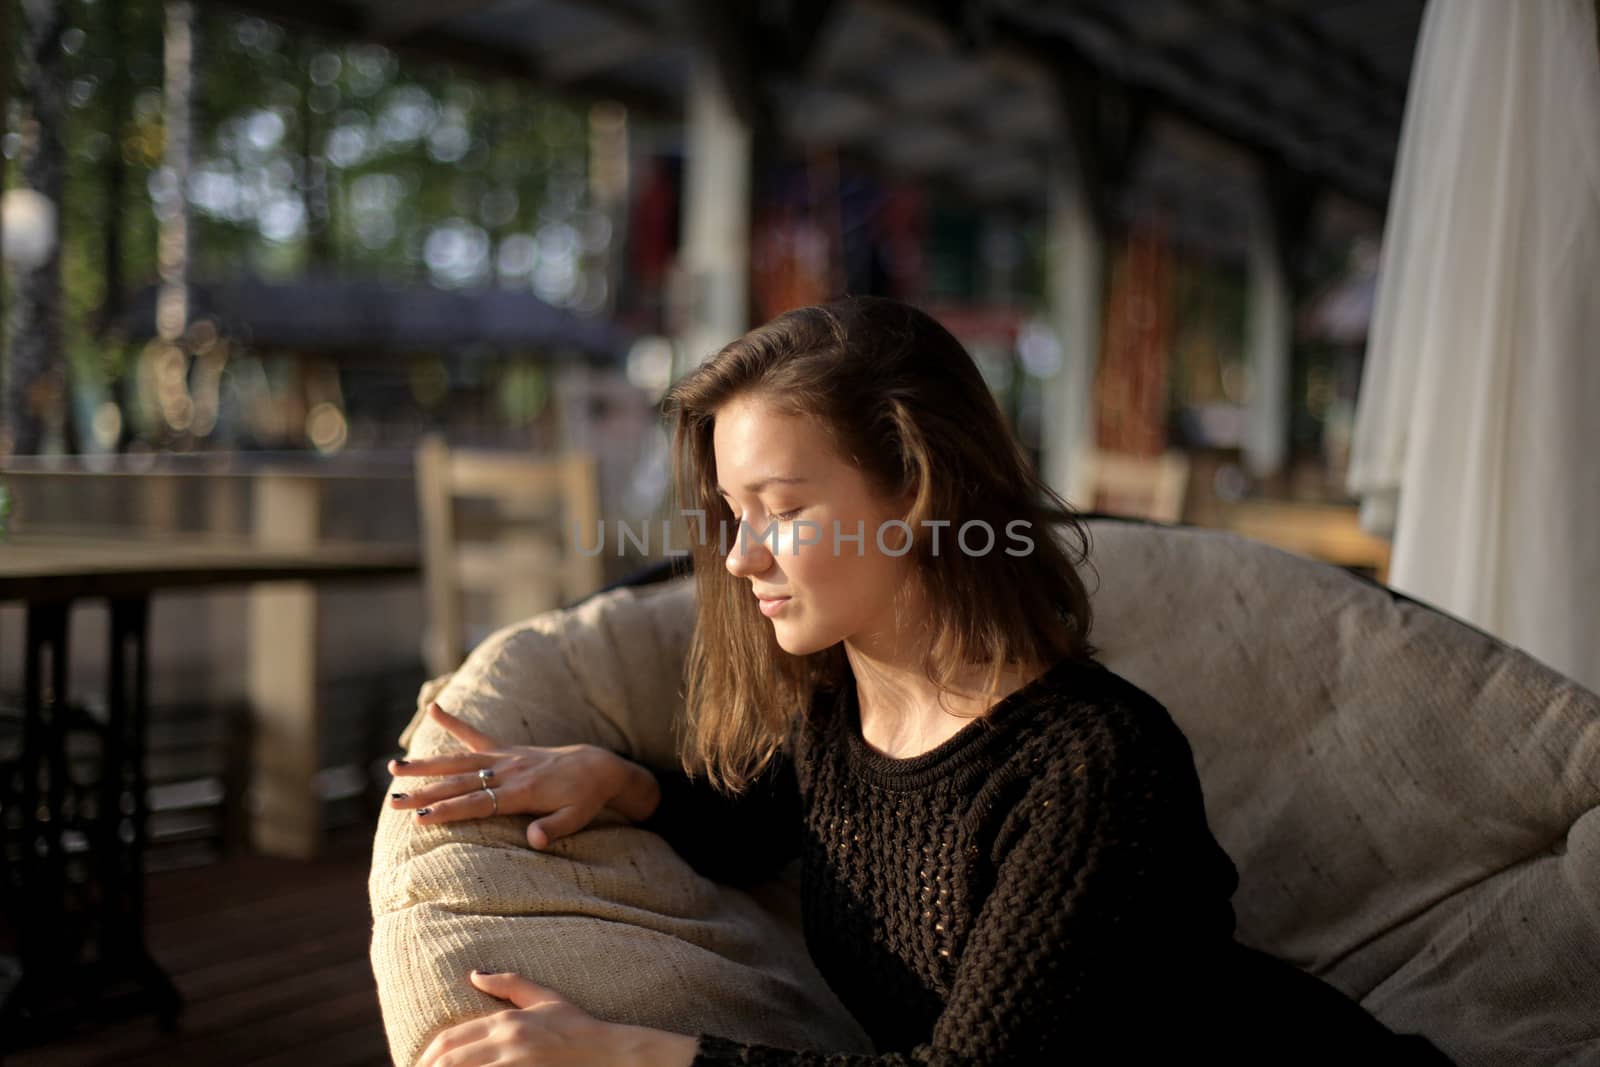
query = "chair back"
(415, 434, 603, 676)
(1066, 447, 1190, 523)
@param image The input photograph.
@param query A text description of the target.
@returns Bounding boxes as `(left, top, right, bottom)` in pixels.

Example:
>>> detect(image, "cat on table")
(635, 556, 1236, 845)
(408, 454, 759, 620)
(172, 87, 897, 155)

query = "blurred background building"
(6, 0, 1525, 1059)
(0, 0, 1431, 855)
(0, 0, 1422, 869)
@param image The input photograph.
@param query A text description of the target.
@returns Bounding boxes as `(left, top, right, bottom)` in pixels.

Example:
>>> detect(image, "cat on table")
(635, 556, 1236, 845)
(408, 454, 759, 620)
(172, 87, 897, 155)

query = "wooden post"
(415, 434, 460, 679)
(1243, 202, 1291, 480)
(1041, 68, 1145, 500)
(135, 473, 180, 535)
(1041, 142, 1105, 502)
(1243, 163, 1316, 481)
(675, 56, 751, 372)
(247, 472, 322, 859)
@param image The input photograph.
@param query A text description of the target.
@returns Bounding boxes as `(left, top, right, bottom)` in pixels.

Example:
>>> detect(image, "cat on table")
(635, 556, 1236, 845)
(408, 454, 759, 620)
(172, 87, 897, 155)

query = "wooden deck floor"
(8, 824, 392, 1067)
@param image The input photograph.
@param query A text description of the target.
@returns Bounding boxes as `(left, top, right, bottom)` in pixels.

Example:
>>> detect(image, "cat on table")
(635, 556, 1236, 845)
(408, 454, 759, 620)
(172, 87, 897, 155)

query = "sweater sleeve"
(686, 703, 1245, 1066)
(633, 747, 802, 888)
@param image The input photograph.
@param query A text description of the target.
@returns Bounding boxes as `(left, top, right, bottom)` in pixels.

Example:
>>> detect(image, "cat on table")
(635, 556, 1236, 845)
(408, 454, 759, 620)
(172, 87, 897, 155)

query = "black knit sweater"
(637, 655, 1453, 1066)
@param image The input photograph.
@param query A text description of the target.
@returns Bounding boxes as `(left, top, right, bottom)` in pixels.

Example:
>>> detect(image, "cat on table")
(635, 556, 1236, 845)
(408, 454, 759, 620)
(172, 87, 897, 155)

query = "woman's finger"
(416, 1014, 491, 1067)
(388, 769, 504, 811)
(387, 750, 498, 779)
(469, 969, 570, 1010)
(526, 805, 584, 850)
(406, 781, 505, 826)
(428, 702, 504, 752)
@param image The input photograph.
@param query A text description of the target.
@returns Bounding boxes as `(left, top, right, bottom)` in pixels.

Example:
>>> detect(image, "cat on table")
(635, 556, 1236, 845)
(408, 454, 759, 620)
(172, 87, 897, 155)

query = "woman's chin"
(772, 622, 827, 657)
(772, 629, 803, 655)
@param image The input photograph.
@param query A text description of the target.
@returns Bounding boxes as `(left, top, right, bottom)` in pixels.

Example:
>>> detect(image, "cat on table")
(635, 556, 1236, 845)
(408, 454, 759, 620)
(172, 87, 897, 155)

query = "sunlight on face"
(713, 393, 914, 658)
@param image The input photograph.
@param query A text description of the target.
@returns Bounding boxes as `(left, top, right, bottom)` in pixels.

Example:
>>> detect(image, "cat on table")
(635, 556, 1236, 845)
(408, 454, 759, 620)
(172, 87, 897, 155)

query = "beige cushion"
(368, 578, 872, 1067)
(371, 518, 1600, 1067)
(1086, 518, 1600, 1066)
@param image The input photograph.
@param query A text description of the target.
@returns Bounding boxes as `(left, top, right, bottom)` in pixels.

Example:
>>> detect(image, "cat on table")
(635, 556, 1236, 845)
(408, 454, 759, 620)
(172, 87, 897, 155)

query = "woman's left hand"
(415, 970, 699, 1067)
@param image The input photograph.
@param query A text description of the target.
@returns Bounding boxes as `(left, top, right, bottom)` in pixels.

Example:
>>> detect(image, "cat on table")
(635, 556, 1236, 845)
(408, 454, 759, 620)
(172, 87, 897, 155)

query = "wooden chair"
(415, 435, 604, 678)
(1065, 447, 1191, 524)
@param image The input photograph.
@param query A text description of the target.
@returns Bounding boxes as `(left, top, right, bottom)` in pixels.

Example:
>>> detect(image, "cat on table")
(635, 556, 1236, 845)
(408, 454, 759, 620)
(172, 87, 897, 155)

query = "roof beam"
(984, 4, 1393, 209)
(868, 0, 1397, 207)
(679, 0, 841, 135)
(204, 0, 366, 35)
(369, 0, 503, 41)
(777, 0, 846, 75)
(540, 27, 655, 83)
(1231, 0, 1410, 121)
(1038, 4, 1394, 190)
(1059, 63, 1150, 238)
(1260, 156, 1319, 289)
(682, 0, 771, 132)
(804, 68, 1025, 163)
(193, 0, 679, 117)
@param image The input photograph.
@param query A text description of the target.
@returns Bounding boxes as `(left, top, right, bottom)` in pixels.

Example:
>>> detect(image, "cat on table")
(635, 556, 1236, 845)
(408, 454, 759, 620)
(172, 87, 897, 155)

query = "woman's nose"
(725, 519, 774, 577)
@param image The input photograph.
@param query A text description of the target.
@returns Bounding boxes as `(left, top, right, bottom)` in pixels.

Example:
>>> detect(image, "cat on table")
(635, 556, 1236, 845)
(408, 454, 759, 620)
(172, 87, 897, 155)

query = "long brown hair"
(662, 296, 1097, 791)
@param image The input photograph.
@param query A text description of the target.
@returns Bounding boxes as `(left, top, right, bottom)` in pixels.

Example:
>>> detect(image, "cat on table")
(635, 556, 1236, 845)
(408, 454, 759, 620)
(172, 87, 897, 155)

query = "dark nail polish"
(391, 793, 408, 800)
(394, 758, 410, 766)
(417, 807, 432, 816)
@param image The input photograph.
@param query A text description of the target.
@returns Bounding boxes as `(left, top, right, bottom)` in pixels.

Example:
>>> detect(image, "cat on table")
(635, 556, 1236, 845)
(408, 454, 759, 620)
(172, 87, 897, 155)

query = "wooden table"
(1223, 500, 1392, 583)
(0, 534, 417, 1052)
(0, 536, 418, 599)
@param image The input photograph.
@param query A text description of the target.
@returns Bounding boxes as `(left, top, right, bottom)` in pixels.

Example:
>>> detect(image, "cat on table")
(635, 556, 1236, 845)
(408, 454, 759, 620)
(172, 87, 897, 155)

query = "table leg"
(0, 597, 182, 1052)
(0, 599, 70, 1047)
(103, 596, 183, 1024)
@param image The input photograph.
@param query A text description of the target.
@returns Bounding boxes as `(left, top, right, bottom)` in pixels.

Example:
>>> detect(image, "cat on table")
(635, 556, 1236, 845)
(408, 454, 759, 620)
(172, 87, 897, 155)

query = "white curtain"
(1347, 0, 1600, 693)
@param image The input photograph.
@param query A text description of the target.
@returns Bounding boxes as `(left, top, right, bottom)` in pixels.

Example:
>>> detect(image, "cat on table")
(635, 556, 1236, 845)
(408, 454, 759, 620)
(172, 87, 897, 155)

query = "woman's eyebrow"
(716, 476, 810, 495)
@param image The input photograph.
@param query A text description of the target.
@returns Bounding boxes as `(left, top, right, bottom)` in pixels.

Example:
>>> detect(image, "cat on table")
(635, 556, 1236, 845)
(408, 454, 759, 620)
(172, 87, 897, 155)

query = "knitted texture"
(643, 655, 1450, 1066)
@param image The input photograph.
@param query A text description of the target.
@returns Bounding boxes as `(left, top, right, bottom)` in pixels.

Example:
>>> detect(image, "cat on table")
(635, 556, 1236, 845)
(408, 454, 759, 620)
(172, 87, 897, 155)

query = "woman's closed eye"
(720, 494, 803, 524)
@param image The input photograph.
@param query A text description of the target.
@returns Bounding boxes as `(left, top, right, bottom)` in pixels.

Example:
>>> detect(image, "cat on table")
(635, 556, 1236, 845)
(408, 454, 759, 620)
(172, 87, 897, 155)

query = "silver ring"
(479, 768, 495, 785)
(482, 784, 498, 816)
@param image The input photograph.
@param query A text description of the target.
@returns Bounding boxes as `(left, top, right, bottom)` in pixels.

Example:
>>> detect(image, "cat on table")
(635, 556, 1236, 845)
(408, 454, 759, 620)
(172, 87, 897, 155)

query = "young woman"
(394, 297, 1454, 1066)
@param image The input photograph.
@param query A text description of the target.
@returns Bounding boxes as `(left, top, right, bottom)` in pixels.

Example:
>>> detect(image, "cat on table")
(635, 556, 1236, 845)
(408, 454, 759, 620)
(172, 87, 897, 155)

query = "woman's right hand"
(387, 703, 649, 851)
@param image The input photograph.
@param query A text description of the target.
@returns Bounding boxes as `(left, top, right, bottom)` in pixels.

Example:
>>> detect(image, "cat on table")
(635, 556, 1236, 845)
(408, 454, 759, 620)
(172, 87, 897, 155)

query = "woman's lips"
(757, 596, 792, 617)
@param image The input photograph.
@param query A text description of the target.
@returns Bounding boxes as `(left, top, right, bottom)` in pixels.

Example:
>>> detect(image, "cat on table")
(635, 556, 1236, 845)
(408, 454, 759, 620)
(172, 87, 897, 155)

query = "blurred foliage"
(3, 0, 596, 397)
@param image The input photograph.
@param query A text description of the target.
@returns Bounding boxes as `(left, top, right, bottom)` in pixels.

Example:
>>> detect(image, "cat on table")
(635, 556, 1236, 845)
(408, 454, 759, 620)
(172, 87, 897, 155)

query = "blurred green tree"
(4, 0, 598, 454)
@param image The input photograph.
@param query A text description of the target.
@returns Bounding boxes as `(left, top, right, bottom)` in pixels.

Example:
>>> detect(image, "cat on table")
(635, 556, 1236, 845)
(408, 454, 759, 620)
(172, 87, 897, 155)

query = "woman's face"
(713, 393, 915, 658)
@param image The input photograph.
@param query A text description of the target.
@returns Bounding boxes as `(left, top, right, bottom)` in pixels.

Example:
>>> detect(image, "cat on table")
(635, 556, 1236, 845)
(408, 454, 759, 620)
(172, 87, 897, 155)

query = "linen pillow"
(368, 576, 872, 1067)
